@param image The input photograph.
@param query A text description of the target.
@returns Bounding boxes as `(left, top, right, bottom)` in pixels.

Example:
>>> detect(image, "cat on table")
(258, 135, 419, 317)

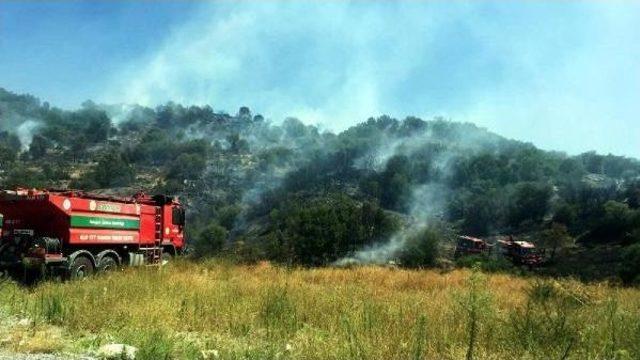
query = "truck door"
(170, 206, 185, 249)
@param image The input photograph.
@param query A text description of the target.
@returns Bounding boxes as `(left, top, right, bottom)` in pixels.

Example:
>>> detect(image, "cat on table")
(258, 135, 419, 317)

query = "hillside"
(1, 87, 640, 282)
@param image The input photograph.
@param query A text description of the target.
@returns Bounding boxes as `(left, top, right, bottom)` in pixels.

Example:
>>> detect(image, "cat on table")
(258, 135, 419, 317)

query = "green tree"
(539, 223, 574, 261)
(83, 111, 112, 143)
(226, 133, 249, 154)
(508, 182, 552, 228)
(194, 223, 228, 257)
(593, 201, 637, 243)
(0, 131, 21, 151)
(268, 194, 397, 265)
(69, 134, 89, 162)
(380, 155, 412, 211)
(2, 167, 47, 188)
(450, 187, 502, 236)
(552, 203, 578, 229)
(216, 205, 241, 231)
(91, 151, 135, 188)
(167, 153, 206, 181)
(28, 134, 51, 159)
(0, 144, 17, 169)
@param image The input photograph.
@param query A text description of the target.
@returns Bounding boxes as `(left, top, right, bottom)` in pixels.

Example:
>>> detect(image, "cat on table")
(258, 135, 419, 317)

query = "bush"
(90, 151, 135, 188)
(539, 223, 574, 261)
(619, 243, 640, 284)
(456, 255, 514, 273)
(194, 224, 228, 257)
(509, 280, 585, 358)
(3, 168, 38, 188)
(135, 329, 173, 360)
(166, 153, 206, 181)
(398, 227, 442, 268)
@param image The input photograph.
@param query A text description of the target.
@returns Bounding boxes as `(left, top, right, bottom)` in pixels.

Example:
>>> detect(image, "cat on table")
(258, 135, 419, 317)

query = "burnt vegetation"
(1, 87, 640, 282)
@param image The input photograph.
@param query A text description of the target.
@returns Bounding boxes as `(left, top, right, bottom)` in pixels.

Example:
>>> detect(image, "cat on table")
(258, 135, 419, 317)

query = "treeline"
(1, 87, 640, 282)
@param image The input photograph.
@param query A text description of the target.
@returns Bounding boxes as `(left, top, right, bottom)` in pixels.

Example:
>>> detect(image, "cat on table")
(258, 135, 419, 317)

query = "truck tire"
(98, 256, 118, 273)
(69, 256, 94, 280)
(23, 268, 42, 285)
(161, 250, 173, 265)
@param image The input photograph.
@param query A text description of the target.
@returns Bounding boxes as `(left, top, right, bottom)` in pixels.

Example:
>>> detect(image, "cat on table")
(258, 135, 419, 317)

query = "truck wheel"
(23, 268, 42, 285)
(162, 250, 173, 265)
(69, 256, 94, 280)
(98, 256, 118, 272)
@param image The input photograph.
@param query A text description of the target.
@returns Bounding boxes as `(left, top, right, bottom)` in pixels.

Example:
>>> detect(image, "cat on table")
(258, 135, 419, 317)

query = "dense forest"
(1, 87, 640, 282)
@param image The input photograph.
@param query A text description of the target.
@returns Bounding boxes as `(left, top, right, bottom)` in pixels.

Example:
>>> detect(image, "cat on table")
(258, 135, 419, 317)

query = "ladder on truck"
(140, 206, 165, 266)
(151, 206, 163, 264)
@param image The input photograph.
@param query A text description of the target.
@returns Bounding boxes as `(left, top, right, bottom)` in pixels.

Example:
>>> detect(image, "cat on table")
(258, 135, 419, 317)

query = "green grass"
(1, 260, 639, 359)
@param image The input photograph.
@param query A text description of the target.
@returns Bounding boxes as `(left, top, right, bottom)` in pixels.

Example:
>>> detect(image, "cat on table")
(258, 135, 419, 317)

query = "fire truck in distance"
(454, 234, 545, 267)
(0, 189, 185, 280)
(454, 235, 491, 258)
(497, 236, 545, 267)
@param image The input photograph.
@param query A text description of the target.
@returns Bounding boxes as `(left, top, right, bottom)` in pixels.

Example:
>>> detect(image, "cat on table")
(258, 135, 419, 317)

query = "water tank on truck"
(0, 189, 186, 280)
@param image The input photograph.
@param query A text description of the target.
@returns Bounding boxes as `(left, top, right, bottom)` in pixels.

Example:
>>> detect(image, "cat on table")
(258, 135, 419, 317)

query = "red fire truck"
(454, 235, 492, 258)
(497, 236, 545, 267)
(0, 189, 185, 280)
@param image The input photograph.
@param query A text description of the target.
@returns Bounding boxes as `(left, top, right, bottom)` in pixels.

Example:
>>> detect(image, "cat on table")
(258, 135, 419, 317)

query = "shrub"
(136, 329, 174, 360)
(619, 243, 640, 284)
(90, 150, 135, 188)
(539, 223, 574, 261)
(398, 227, 442, 268)
(456, 269, 492, 360)
(509, 280, 584, 358)
(456, 255, 514, 273)
(194, 224, 228, 257)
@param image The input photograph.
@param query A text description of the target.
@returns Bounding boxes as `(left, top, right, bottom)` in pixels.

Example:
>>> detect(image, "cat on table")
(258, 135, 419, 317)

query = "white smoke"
(101, 2, 640, 157)
(103, 2, 468, 130)
(335, 182, 448, 266)
(16, 120, 41, 149)
(105, 104, 136, 125)
(335, 232, 407, 266)
(335, 121, 483, 266)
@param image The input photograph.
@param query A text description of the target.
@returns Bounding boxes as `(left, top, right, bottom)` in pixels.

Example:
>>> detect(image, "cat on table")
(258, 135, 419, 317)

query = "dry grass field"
(1, 261, 639, 359)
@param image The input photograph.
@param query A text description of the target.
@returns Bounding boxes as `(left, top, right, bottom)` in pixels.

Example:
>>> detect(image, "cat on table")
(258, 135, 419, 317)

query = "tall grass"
(457, 268, 491, 360)
(0, 260, 639, 359)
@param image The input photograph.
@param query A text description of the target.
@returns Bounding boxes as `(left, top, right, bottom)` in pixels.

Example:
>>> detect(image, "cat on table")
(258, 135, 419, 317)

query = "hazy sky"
(1, 1, 639, 157)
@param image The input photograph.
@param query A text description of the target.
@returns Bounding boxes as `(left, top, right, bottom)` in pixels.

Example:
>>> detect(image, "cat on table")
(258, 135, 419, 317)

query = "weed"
(342, 316, 366, 360)
(0, 262, 638, 359)
(135, 329, 174, 360)
(411, 315, 427, 360)
(37, 289, 67, 325)
(511, 279, 584, 359)
(455, 267, 492, 360)
(259, 285, 298, 337)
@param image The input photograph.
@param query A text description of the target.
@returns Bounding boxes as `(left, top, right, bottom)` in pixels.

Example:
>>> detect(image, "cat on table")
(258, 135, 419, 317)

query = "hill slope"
(1, 87, 640, 281)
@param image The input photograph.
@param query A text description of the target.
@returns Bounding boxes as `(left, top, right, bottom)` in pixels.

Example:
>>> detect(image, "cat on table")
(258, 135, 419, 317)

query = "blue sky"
(1, 1, 639, 157)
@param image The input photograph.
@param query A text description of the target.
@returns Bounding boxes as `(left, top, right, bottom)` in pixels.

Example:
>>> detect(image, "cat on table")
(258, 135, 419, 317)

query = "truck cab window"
(172, 208, 185, 226)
